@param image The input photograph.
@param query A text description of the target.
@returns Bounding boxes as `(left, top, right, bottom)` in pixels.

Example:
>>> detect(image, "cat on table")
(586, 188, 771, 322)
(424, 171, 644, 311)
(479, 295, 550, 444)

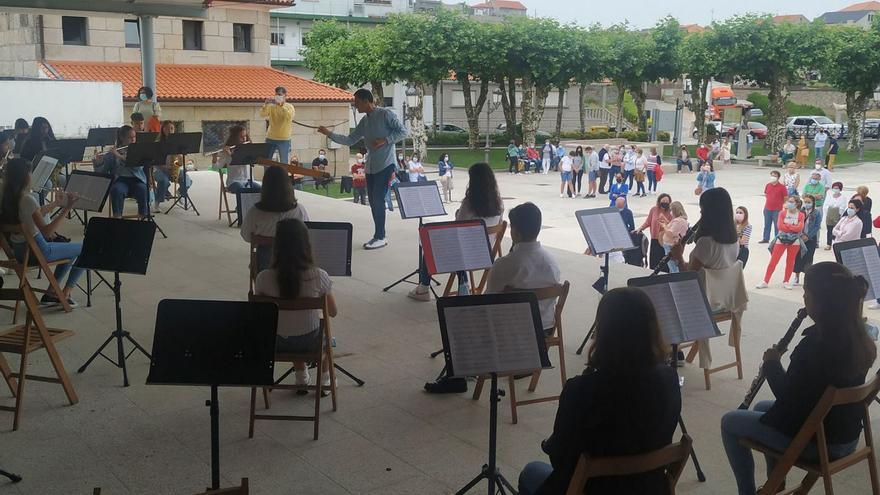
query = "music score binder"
(306, 221, 353, 277)
(834, 237, 880, 301)
(575, 207, 636, 255)
(395, 181, 446, 219)
(628, 272, 721, 345)
(419, 219, 493, 275)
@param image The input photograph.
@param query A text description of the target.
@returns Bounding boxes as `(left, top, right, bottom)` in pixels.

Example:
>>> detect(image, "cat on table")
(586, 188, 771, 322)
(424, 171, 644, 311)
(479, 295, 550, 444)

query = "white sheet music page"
(637, 283, 685, 344)
(669, 280, 718, 342)
(579, 214, 612, 254)
(427, 224, 492, 273)
(32, 156, 58, 193)
(842, 246, 880, 300)
(309, 228, 349, 276)
(398, 184, 445, 218)
(66, 174, 111, 212)
(239, 192, 261, 221)
(603, 213, 634, 251)
(444, 302, 541, 377)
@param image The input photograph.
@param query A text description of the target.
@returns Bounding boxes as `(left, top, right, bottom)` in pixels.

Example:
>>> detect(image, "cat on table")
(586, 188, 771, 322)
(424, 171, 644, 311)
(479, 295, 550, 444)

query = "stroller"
(623, 231, 649, 268)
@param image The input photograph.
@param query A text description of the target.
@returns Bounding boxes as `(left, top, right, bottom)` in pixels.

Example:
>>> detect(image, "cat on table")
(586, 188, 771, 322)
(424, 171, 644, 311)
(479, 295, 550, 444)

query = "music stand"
(419, 219, 493, 299)
(147, 299, 278, 491)
(382, 181, 447, 292)
(833, 238, 880, 301)
(231, 143, 270, 188)
(123, 142, 167, 239)
(86, 127, 118, 148)
(162, 132, 203, 216)
(64, 170, 114, 307)
(46, 138, 87, 164)
(30, 155, 59, 193)
(437, 293, 550, 495)
(76, 217, 157, 387)
(629, 271, 716, 483)
(136, 131, 158, 144)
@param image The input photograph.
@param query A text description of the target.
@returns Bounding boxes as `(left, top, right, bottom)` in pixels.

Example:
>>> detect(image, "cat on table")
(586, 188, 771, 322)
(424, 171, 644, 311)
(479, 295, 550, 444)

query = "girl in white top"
(407, 154, 425, 182)
(213, 125, 256, 190)
(254, 218, 337, 388)
(782, 163, 800, 196)
(670, 187, 739, 272)
(634, 148, 648, 197)
(823, 182, 847, 250)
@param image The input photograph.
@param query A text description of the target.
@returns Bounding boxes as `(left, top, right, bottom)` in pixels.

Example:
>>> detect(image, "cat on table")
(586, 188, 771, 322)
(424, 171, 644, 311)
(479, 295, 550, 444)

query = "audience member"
(791, 194, 822, 286)
(735, 206, 752, 268)
(572, 146, 584, 197)
(757, 195, 804, 290)
(856, 186, 872, 238)
(312, 149, 329, 171)
(597, 144, 611, 194)
(646, 147, 661, 194)
(676, 145, 692, 173)
(132, 86, 162, 131)
(608, 172, 628, 207)
(661, 201, 689, 273)
(351, 153, 367, 205)
(832, 199, 863, 245)
(559, 151, 574, 198)
(823, 182, 846, 249)
(782, 163, 800, 196)
(407, 153, 425, 182)
(585, 145, 599, 198)
(760, 170, 787, 243)
(507, 140, 520, 175)
(636, 193, 674, 272)
(633, 148, 647, 197)
(802, 171, 825, 209)
(438, 153, 454, 203)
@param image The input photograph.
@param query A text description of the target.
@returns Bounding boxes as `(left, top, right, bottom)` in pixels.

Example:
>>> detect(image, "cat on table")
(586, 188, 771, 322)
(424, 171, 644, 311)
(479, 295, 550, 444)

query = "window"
(62, 16, 87, 46)
(183, 20, 203, 50)
(124, 19, 140, 48)
(270, 31, 285, 46)
(383, 97, 394, 107)
(301, 29, 311, 47)
(233, 23, 253, 52)
(201, 120, 247, 151)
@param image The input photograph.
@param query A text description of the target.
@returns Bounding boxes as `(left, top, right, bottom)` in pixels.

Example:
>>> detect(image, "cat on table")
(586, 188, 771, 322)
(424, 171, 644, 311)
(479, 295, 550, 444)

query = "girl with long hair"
(670, 187, 739, 272)
(19, 116, 55, 162)
(103, 125, 150, 219)
(722, 262, 876, 495)
(518, 288, 681, 494)
(791, 194, 822, 286)
(153, 120, 176, 211)
(254, 218, 337, 389)
(213, 125, 259, 220)
(735, 206, 752, 268)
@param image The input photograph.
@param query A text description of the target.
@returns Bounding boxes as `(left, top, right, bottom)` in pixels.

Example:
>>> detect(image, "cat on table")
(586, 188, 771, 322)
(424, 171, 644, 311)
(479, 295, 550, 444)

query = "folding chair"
(247, 294, 337, 440)
(472, 281, 570, 424)
(565, 435, 692, 495)
(442, 220, 508, 296)
(217, 169, 235, 226)
(248, 235, 274, 293)
(0, 280, 77, 430)
(0, 225, 73, 321)
(742, 375, 880, 495)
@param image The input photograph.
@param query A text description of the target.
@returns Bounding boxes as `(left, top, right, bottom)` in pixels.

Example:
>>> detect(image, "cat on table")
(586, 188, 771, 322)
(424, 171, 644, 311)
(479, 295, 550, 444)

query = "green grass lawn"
(297, 182, 353, 200)
(423, 147, 511, 171)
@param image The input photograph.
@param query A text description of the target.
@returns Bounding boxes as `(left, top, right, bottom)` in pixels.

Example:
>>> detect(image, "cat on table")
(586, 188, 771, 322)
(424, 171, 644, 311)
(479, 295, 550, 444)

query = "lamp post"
(484, 88, 504, 165)
(404, 83, 419, 159)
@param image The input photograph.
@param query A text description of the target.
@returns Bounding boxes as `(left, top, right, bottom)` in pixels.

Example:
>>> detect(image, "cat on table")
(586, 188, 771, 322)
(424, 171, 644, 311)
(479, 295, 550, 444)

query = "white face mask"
(319, 153, 325, 158)
(832, 188, 841, 194)
(815, 164, 822, 170)
(357, 158, 364, 163)
(274, 95, 284, 104)
(735, 213, 744, 222)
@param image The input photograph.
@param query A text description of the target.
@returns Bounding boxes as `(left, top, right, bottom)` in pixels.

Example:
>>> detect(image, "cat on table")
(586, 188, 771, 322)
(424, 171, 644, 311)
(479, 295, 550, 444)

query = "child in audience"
(130, 113, 145, 132)
(735, 206, 752, 268)
(254, 218, 337, 390)
(661, 201, 689, 273)
(559, 151, 574, 198)
(351, 153, 367, 205)
(634, 148, 647, 197)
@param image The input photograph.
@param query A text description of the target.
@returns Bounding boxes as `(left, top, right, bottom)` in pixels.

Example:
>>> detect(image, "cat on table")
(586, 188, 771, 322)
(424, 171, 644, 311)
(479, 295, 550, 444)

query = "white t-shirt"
(635, 156, 648, 172)
(11, 194, 40, 243)
(623, 151, 636, 171)
(691, 236, 738, 270)
(815, 132, 827, 147)
(560, 156, 573, 172)
(215, 151, 251, 185)
(240, 204, 310, 242)
(486, 241, 562, 330)
(408, 160, 424, 182)
(254, 267, 332, 337)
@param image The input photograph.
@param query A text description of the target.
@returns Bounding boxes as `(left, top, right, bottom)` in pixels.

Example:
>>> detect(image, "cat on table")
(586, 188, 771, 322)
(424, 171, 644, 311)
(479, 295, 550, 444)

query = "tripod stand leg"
(497, 473, 517, 494)
(454, 470, 488, 495)
(77, 333, 116, 374)
(576, 321, 596, 355)
(382, 269, 419, 292)
(430, 348, 444, 358)
(117, 328, 129, 387)
(0, 469, 22, 483)
(678, 417, 707, 482)
(333, 364, 364, 386)
(123, 332, 152, 360)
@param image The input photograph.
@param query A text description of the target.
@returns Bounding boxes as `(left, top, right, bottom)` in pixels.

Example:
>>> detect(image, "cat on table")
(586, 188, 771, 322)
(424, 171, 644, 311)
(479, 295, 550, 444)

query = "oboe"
(738, 307, 809, 410)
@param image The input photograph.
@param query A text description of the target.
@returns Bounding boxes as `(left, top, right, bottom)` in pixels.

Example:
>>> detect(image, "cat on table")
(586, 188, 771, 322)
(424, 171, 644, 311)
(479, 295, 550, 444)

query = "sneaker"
(364, 238, 388, 250)
(40, 293, 61, 306)
(458, 283, 470, 296)
(424, 377, 468, 394)
(408, 285, 431, 302)
(758, 240, 770, 244)
(152, 203, 161, 213)
(295, 369, 310, 396)
(65, 297, 79, 309)
(869, 302, 880, 310)
(559, 194, 565, 198)
(321, 374, 331, 388)
(824, 246, 832, 251)
(783, 282, 793, 290)
(791, 277, 800, 286)
(755, 282, 769, 289)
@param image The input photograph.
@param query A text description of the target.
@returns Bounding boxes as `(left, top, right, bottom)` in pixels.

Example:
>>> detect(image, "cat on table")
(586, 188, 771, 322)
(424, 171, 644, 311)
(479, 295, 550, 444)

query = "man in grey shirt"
(319, 89, 408, 250)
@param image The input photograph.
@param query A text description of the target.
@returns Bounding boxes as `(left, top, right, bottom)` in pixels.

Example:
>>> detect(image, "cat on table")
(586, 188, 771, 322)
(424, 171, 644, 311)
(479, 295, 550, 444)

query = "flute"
(203, 141, 250, 156)
(34, 187, 95, 204)
(95, 145, 128, 157)
(738, 307, 809, 410)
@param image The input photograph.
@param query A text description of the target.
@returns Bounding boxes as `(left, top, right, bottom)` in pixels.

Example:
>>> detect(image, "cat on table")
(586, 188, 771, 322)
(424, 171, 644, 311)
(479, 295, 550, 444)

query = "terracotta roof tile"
(841, 1, 880, 11)
(41, 61, 353, 103)
(471, 0, 527, 11)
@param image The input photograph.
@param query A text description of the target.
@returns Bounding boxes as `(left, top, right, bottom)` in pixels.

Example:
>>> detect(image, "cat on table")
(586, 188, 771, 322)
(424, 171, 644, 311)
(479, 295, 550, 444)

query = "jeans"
(154, 168, 171, 204)
(624, 169, 634, 188)
(815, 146, 824, 161)
(664, 244, 679, 273)
(647, 170, 657, 191)
(228, 180, 262, 222)
(384, 187, 394, 211)
(676, 159, 692, 172)
(110, 177, 149, 217)
(636, 180, 645, 195)
(518, 461, 553, 495)
(366, 164, 395, 241)
(13, 232, 85, 290)
(353, 186, 367, 205)
(738, 246, 750, 268)
(574, 169, 584, 193)
(827, 224, 835, 246)
(721, 400, 859, 495)
(551, 156, 560, 171)
(793, 238, 817, 274)
(762, 208, 780, 242)
(265, 138, 290, 164)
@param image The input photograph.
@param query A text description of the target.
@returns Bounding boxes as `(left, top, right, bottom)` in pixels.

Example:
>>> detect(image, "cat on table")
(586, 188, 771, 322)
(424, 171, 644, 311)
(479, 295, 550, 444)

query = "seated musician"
(254, 218, 337, 390)
(0, 158, 84, 307)
(97, 125, 149, 219)
(669, 187, 739, 273)
(518, 288, 681, 495)
(721, 262, 876, 495)
(424, 202, 559, 394)
(213, 125, 260, 220)
(154, 120, 191, 213)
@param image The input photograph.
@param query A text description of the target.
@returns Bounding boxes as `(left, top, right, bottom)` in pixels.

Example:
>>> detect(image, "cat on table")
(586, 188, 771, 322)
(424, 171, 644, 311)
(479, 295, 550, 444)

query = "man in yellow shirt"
(261, 86, 295, 164)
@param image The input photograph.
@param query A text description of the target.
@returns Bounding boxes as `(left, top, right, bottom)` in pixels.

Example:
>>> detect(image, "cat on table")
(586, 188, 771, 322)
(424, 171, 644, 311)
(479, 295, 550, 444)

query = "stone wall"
(0, 13, 41, 77)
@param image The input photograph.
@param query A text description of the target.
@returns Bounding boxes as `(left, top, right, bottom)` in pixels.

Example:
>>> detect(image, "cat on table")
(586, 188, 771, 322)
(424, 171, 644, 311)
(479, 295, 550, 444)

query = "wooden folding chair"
(248, 235, 274, 293)
(472, 281, 571, 424)
(442, 220, 508, 296)
(565, 435, 693, 495)
(679, 310, 744, 390)
(742, 375, 880, 495)
(247, 294, 337, 440)
(218, 169, 235, 226)
(0, 225, 73, 322)
(0, 280, 77, 430)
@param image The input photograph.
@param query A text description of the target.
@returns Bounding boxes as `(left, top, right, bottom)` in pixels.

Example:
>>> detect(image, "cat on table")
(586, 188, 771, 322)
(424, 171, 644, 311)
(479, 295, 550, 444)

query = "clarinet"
(738, 307, 809, 410)
(650, 220, 701, 276)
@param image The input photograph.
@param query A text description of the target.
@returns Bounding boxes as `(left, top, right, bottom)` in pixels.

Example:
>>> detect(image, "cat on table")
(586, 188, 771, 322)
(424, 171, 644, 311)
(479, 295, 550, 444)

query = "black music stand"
(76, 218, 157, 387)
(147, 299, 278, 491)
(125, 142, 167, 239)
(86, 127, 118, 148)
(833, 237, 880, 301)
(383, 181, 446, 292)
(136, 131, 158, 143)
(229, 143, 270, 227)
(46, 138, 87, 165)
(438, 293, 550, 495)
(162, 132, 203, 216)
(64, 170, 114, 307)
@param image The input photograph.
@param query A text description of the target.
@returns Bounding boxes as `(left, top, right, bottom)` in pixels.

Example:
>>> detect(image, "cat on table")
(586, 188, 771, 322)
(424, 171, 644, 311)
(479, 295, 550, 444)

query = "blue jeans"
(815, 146, 824, 161)
(636, 180, 645, 195)
(13, 232, 85, 290)
(721, 400, 859, 495)
(624, 169, 634, 188)
(384, 187, 394, 211)
(518, 461, 553, 495)
(664, 244, 679, 272)
(265, 138, 290, 164)
(228, 180, 261, 222)
(762, 208, 780, 242)
(647, 170, 657, 192)
(366, 164, 395, 241)
(677, 159, 692, 172)
(110, 177, 149, 217)
(154, 169, 171, 203)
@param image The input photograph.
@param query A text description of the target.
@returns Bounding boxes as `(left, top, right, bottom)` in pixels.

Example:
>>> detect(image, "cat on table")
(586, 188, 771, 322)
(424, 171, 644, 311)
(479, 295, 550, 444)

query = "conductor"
(318, 89, 407, 250)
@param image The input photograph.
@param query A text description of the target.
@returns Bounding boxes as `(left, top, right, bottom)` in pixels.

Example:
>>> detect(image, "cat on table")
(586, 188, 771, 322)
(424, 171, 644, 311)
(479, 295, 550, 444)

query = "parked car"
(863, 119, 880, 139)
(692, 120, 736, 139)
(785, 116, 844, 139)
(739, 121, 768, 139)
(426, 123, 467, 133)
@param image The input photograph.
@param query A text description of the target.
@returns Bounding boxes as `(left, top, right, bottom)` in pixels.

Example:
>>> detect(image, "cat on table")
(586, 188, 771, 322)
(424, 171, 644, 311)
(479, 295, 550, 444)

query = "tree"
(596, 24, 653, 137)
(630, 17, 683, 131)
(677, 29, 725, 144)
(572, 25, 602, 133)
(822, 26, 880, 153)
(551, 25, 585, 137)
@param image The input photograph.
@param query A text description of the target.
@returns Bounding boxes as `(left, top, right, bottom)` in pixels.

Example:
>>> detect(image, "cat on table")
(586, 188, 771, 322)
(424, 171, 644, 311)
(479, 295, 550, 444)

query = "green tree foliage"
(678, 28, 724, 144)
(595, 24, 653, 136)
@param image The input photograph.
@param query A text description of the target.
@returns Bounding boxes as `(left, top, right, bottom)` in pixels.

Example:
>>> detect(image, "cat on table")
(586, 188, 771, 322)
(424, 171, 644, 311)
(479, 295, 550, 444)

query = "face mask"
(138, 93, 147, 101)
(815, 164, 822, 170)
(397, 154, 403, 160)
(735, 213, 744, 222)
(319, 153, 325, 158)
(804, 203, 813, 210)
(444, 157, 449, 162)
(616, 178, 622, 183)
(847, 208, 856, 217)
(660, 202, 670, 209)
(786, 202, 796, 210)
(809, 179, 818, 185)
(357, 158, 364, 163)
(274, 95, 284, 104)
(832, 188, 841, 194)
(771, 176, 779, 182)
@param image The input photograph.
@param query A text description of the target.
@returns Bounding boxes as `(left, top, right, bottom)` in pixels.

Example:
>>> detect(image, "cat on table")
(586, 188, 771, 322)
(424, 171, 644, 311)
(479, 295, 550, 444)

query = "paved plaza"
(1, 155, 880, 494)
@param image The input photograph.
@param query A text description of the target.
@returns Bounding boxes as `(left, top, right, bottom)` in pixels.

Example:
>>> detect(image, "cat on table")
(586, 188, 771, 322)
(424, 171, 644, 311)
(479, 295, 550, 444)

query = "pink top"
(661, 217, 689, 246)
(777, 210, 805, 234)
(833, 215, 863, 243)
(639, 206, 674, 239)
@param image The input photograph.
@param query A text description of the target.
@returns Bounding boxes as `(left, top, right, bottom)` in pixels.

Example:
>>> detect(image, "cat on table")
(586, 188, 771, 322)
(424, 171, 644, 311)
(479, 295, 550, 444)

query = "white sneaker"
(295, 369, 310, 387)
(322, 374, 331, 387)
(152, 203, 161, 213)
(791, 278, 800, 286)
(783, 283, 793, 290)
(755, 282, 769, 289)
(363, 238, 388, 250)
(869, 302, 880, 310)
(408, 285, 431, 302)
(559, 193, 565, 198)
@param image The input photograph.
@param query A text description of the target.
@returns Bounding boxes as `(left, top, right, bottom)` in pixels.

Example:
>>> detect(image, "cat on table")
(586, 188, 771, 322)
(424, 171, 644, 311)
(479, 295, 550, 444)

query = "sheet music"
(65, 174, 111, 212)
(309, 228, 350, 276)
(397, 183, 445, 218)
(579, 212, 633, 254)
(669, 280, 718, 342)
(444, 302, 542, 377)
(427, 224, 492, 274)
(32, 156, 58, 191)
(841, 246, 880, 300)
(239, 192, 261, 221)
(637, 283, 685, 344)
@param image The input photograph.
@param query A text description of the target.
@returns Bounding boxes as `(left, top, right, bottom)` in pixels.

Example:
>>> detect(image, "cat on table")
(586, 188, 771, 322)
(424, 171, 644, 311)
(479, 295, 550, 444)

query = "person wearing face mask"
(791, 194, 822, 286)
(826, 133, 839, 170)
(695, 163, 715, 195)
(802, 172, 825, 207)
(597, 144, 611, 194)
(437, 153, 454, 203)
(351, 153, 367, 205)
(311, 149, 328, 171)
(407, 153, 426, 182)
(636, 193, 674, 272)
(855, 186, 872, 238)
(507, 140, 521, 175)
(760, 170, 788, 243)
(132, 86, 162, 132)
(734, 206, 752, 267)
(832, 199, 863, 244)
(525, 144, 540, 174)
(261, 86, 296, 165)
(823, 182, 846, 250)
(813, 159, 832, 192)
(756, 195, 805, 290)
(622, 145, 637, 188)
(541, 140, 555, 175)
(608, 172, 628, 207)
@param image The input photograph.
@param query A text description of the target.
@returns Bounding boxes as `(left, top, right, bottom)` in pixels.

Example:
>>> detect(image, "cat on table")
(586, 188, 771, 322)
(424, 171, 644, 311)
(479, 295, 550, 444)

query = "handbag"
(634, 170, 645, 182)
(654, 165, 664, 181)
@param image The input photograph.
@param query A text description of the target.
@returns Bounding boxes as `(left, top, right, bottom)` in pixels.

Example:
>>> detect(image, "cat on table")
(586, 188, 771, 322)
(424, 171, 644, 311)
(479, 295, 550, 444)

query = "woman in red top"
(636, 193, 674, 272)
(757, 195, 805, 290)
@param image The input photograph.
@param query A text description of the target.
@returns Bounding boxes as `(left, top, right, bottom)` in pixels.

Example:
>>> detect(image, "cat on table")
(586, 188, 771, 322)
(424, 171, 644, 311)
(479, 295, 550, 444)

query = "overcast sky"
(527, 0, 851, 28)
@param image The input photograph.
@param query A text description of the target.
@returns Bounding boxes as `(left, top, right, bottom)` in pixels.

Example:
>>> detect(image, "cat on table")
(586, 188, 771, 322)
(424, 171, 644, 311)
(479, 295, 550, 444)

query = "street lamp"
(484, 87, 504, 164)
(402, 83, 419, 159)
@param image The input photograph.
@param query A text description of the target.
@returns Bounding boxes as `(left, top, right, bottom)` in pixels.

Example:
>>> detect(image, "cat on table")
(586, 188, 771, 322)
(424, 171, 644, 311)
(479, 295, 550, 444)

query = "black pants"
(574, 169, 584, 194)
(737, 245, 750, 268)
(793, 238, 817, 274)
(649, 238, 668, 273)
(826, 225, 835, 246)
(598, 169, 609, 194)
(508, 156, 519, 173)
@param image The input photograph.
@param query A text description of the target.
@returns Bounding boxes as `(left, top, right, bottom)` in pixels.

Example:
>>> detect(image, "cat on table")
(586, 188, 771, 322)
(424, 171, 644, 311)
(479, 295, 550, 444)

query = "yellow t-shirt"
(260, 102, 295, 141)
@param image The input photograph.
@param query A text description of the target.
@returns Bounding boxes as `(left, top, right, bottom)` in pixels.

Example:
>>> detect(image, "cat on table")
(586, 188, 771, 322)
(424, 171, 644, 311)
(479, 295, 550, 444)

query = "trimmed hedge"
(557, 130, 670, 142)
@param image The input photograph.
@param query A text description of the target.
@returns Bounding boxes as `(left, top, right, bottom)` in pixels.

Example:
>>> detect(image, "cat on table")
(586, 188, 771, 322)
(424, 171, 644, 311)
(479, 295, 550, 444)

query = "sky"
(527, 0, 853, 28)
